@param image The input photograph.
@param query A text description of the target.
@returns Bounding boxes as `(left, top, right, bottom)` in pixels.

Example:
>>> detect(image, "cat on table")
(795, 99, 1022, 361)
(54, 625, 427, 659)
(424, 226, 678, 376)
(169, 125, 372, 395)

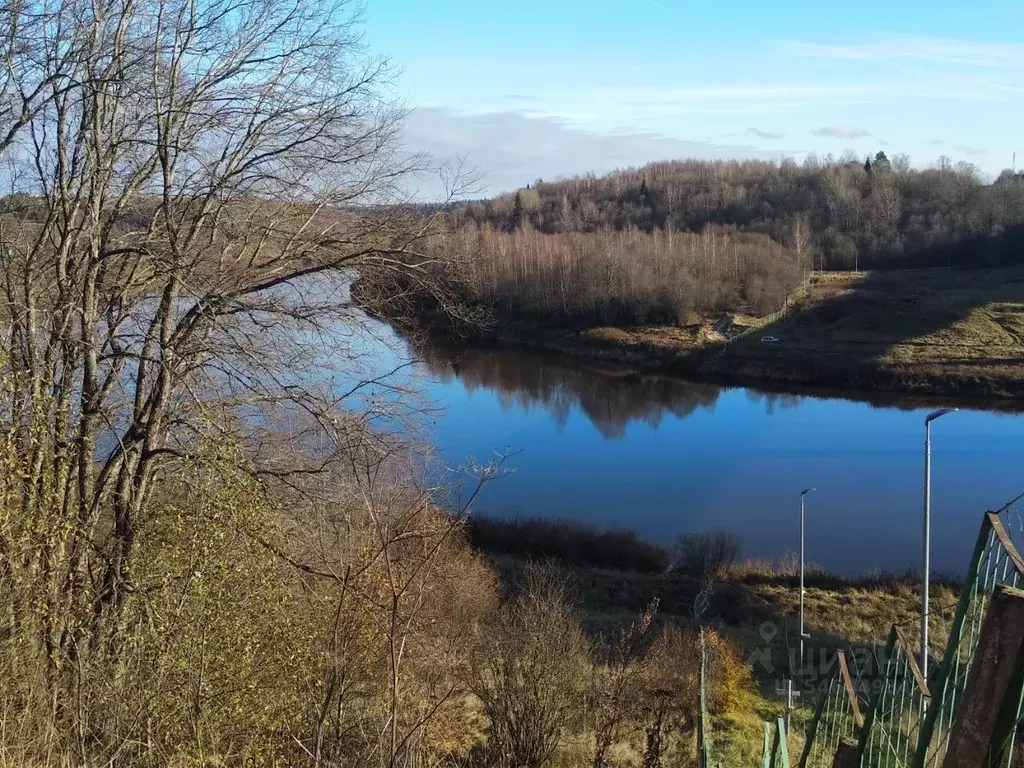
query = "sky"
(364, 0, 1024, 198)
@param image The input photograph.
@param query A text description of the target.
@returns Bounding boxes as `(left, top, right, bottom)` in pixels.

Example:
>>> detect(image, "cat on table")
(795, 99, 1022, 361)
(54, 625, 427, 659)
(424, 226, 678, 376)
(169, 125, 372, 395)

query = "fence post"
(913, 513, 995, 768)
(771, 716, 791, 768)
(942, 585, 1024, 768)
(698, 629, 711, 768)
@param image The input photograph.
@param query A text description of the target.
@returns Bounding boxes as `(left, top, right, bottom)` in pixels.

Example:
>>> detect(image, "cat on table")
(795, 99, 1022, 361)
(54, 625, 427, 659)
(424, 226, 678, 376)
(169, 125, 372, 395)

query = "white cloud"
(748, 128, 785, 139)
(784, 37, 1024, 69)
(956, 145, 988, 157)
(452, 82, 891, 129)
(811, 125, 872, 139)
(401, 108, 797, 200)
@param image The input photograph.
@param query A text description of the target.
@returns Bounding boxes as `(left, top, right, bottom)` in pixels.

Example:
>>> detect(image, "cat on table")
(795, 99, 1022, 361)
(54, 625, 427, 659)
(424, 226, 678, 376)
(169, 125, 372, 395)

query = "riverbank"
(424, 267, 1024, 401)
(466, 516, 959, 677)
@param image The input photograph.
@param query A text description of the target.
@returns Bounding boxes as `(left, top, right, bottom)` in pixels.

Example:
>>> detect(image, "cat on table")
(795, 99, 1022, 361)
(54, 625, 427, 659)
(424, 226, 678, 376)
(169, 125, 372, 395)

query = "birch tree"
(0, 0, 469, 742)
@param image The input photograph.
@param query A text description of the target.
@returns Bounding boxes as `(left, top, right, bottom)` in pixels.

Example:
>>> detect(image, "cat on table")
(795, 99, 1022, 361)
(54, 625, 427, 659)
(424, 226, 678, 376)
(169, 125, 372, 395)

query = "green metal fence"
(914, 510, 1024, 768)
(856, 625, 930, 768)
(762, 717, 791, 768)
(770, 717, 791, 768)
(798, 650, 864, 768)
(791, 507, 1024, 768)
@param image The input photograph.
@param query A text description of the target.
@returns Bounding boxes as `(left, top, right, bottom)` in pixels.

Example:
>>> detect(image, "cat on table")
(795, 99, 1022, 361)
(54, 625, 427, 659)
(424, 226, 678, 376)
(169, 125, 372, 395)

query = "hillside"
(455, 157, 1024, 272)
(703, 267, 1024, 397)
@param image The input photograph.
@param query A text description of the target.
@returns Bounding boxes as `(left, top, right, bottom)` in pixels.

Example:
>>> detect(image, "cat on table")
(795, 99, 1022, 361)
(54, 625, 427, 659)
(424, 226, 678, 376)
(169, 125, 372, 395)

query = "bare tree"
(589, 600, 658, 768)
(0, 0, 472, 757)
(467, 563, 591, 768)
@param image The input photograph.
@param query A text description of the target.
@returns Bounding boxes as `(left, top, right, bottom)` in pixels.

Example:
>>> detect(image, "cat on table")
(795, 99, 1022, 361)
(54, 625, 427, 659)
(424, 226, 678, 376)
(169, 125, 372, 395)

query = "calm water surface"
(350, 321, 1024, 576)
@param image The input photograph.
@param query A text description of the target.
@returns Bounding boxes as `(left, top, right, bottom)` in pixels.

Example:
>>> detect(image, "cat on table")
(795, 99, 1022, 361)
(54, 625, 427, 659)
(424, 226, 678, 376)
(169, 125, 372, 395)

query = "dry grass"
(709, 266, 1024, 397)
(461, 266, 1024, 399)
(749, 578, 959, 653)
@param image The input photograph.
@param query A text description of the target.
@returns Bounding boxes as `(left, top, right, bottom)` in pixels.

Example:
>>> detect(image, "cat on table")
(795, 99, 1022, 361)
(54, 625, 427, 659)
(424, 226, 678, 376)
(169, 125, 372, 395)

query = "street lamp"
(922, 408, 958, 683)
(799, 487, 815, 673)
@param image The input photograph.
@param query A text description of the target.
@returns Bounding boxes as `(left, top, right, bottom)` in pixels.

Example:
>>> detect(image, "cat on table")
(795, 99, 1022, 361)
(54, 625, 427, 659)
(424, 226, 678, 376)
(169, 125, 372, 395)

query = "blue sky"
(364, 0, 1024, 197)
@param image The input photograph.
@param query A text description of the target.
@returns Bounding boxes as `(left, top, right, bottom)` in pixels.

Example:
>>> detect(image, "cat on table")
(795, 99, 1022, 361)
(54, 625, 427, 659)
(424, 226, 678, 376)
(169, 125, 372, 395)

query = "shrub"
(467, 564, 591, 768)
(465, 516, 671, 573)
(674, 531, 741, 580)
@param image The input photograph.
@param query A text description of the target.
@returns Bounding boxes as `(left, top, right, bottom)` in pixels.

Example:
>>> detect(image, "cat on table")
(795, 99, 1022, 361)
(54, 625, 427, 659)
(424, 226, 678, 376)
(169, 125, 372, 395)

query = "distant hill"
(452, 156, 1024, 271)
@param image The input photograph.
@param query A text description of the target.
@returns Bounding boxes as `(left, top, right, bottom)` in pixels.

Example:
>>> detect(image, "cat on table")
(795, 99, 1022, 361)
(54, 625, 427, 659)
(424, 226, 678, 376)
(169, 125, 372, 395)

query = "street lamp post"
(799, 488, 815, 674)
(922, 408, 958, 683)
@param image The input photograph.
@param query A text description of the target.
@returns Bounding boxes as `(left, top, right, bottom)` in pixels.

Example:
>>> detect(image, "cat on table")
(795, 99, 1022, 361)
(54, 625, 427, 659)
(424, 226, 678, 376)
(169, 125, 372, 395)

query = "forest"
(456, 155, 1024, 272)
(423, 225, 804, 327)
(362, 155, 1024, 337)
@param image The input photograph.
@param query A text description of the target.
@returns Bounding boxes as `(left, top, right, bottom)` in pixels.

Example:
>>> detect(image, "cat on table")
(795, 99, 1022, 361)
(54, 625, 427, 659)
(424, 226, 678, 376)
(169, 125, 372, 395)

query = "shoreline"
(367, 265, 1024, 406)
(425, 321, 1024, 409)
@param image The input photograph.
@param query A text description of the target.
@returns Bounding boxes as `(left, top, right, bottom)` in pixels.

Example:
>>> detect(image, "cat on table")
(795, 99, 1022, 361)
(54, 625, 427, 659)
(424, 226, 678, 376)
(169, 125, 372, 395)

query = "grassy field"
(486, 550, 957, 767)
(491, 555, 958, 670)
(471, 266, 1024, 401)
(472, 517, 959, 686)
(707, 267, 1024, 398)
(468, 517, 962, 766)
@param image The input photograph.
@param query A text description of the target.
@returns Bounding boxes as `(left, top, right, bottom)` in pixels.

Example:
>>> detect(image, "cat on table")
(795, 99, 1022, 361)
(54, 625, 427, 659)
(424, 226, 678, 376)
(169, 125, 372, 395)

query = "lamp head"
(926, 408, 959, 423)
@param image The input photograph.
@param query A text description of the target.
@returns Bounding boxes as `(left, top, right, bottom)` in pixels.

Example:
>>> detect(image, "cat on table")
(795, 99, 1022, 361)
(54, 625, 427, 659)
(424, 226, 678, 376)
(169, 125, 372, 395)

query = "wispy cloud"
(496, 83, 889, 126)
(784, 37, 1024, 69)
(639, 0, 671, 10)
(748, 128, 784, 139)
(811, 124, 871, 139)
(957, 145, 988, 157)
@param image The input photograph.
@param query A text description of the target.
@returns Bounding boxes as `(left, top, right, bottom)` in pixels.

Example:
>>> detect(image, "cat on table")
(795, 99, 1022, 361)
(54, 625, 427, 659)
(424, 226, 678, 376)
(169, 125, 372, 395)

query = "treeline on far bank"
(361, 156, 1024, 337)
(456, 155, 1024, 272)
(424, 225, 805, 328)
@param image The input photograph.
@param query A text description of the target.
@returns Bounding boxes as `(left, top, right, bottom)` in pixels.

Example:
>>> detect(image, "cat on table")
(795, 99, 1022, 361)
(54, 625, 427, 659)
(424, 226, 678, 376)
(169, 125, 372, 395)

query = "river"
(345, 319, 1024, 577)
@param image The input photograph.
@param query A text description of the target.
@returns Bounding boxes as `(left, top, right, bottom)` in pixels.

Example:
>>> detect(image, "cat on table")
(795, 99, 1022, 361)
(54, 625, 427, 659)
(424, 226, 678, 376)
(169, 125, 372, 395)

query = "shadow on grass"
(708, 257, 1024, 401)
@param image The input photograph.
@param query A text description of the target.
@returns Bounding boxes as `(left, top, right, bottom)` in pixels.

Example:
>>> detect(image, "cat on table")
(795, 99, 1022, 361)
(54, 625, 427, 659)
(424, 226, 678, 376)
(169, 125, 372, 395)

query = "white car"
(760, 335, 780, 343)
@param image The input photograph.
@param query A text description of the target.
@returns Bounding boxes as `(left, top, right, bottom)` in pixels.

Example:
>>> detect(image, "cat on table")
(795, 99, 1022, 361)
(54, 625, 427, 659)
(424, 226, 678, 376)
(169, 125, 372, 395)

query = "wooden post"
(831, 739, 858, 768)
(942, 585, 1024, 768)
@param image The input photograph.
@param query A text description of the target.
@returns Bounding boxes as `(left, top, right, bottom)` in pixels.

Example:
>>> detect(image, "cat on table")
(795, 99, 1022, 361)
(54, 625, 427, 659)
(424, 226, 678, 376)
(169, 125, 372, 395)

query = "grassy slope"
(492, 553, 959, 767)
(708, 267, 1024, 397)
(479, 267, 1024, 400)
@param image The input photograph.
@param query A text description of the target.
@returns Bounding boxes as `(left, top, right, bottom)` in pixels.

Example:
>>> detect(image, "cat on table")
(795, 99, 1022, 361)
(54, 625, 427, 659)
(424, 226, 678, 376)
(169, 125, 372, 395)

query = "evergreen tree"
(638, 177, 650, 207)
(864, 156, 873, 174)
(510, 190, 525, 231)
(873, 151, 891, 172)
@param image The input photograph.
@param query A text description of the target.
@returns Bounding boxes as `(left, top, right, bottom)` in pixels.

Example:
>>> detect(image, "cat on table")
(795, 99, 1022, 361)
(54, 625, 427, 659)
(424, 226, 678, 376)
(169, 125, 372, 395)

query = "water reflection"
(416, 341, 810, 438)
(394, 335, 1024, 576)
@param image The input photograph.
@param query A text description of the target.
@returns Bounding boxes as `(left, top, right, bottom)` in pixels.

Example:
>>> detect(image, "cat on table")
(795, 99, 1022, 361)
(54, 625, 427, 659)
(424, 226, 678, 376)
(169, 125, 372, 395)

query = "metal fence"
(914, 509, 1024, 768)
(762, 717, 791, 768)
(856, 625, 930, 768)
(798, 651, 863, 768)
(789, 506, 1024, 768)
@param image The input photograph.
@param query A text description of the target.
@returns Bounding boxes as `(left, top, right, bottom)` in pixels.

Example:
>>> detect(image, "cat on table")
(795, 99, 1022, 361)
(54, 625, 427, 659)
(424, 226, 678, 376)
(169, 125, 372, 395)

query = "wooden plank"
(837, 651, 864, 729)
(942, 585, 1024, 768)
(988, 511, 1024, 579)
(830, 740, 858, 768)
(894, 623, 932, 698)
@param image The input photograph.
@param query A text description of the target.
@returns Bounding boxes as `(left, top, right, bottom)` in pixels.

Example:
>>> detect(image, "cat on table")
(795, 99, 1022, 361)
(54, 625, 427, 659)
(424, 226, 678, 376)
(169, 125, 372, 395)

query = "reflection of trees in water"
(743, 389, 805, 415)
(417, 342, 723, 439)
